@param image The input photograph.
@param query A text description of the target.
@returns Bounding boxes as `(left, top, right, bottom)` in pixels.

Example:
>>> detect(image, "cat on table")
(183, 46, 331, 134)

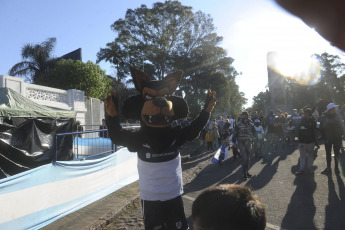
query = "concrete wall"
(0, 75, 104, 125)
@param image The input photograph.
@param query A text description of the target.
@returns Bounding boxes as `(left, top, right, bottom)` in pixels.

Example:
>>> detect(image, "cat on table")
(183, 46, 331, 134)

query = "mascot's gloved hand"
(105, 90, 119, 117)
(204, 89, 217, 113)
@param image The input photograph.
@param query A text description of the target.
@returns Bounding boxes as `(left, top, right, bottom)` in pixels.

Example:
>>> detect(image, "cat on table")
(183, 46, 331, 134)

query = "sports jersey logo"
(176, 221, 182, 229)
(146, 153, 151, 159)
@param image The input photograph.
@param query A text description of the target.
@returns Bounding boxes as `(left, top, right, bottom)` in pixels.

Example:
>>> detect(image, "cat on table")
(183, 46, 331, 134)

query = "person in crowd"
(251, 111, 259, 121)
(216, 116, 225, 144)
(205, 130, 214, 152)
(74, 120, 84, 138)
(253, 119, 264, 158)
(320, 103, 344, 175)
(258, 110, 266, 127)
(232, 111, 255, 179)
(229, 130, 240, 160)
(266, 110, 276, 143)
(295, 108, 317, 176)
(281, 112, 288, 144)
(286, 120, 296, 145)
(228, 115, 235, 133)
(209, 119, 220, 149)
(99, 119, 108, 138)
(312, 108, 320, 122)
(299, 108, 304, 117)
(222, 118, 230, 140)
(291, 109, 301, 139)
(192, 184, 266, 230)
(272, 113, 285, 154)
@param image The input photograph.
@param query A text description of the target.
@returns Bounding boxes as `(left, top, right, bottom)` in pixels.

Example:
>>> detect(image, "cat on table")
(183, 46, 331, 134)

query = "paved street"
(181, 141, 345, 230)
(45, 140, 345, 230)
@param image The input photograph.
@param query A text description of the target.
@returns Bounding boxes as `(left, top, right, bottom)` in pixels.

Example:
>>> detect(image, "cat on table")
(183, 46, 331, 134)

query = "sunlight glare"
(268, 52, 321, 86)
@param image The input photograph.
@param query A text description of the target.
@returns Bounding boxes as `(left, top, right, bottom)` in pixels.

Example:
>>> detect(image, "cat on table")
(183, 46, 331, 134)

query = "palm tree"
(9, 37, 57, 83)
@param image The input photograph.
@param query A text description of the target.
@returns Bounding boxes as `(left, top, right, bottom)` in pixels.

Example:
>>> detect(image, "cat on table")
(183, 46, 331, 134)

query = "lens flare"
(267, 52, 321, 85)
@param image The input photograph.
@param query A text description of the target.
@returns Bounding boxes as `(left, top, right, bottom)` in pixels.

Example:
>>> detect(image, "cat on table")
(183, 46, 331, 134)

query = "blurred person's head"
(192, 184, 266, 230)
(241, 111, 249, 124)
(326, 103, 338, 115)
(304, 108, 312, 118)
(254, 119, 260, 126)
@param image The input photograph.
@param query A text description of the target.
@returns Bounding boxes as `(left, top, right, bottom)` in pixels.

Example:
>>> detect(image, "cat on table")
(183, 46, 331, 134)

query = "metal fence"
(55, 124, 140, 161)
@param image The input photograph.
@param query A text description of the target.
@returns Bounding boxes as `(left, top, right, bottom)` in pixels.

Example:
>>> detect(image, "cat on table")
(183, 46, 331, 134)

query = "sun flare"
(268, 52, 321, 85)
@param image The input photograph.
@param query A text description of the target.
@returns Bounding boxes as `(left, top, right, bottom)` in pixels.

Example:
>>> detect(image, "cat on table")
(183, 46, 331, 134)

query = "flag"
(211, 144, 229, 164)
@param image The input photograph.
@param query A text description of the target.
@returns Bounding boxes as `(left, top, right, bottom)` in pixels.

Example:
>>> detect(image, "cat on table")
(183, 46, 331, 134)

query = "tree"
(39, 59, 112, 99)
(313, 52, 345, 103)
(97, 0, 245, 117)
(9, 37, 57, 83)
(285, 52, 345, 111)
(250, 91, 268, 113)
(252, 52, 345, 113)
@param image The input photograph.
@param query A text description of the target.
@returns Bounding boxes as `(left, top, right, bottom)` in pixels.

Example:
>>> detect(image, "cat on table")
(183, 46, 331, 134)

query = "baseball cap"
(326, 103, 338, 111)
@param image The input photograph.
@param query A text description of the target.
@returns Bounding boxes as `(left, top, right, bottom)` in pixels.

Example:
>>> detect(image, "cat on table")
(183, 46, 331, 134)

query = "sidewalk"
(43, 139, 204, 230)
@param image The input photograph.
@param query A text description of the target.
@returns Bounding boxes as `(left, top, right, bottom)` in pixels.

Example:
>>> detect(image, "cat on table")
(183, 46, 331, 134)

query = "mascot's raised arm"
(104, 67, 216, 230)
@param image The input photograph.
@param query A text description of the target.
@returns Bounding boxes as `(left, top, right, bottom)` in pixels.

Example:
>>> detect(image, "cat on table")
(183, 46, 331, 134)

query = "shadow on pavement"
(281, 170, 317, 229)
(182, 148, 213, 171)
(183, 154, 242, 194)
(324, 174, 345, 229)
(245, 154, 286, 190)
(183, 141, 298, 195)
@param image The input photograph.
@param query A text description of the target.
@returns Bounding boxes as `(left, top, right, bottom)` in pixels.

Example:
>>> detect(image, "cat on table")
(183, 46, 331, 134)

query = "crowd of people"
(202, 103, 345, 179)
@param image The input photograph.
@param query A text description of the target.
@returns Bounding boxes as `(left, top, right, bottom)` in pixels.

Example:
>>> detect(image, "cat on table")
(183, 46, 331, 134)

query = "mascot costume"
(105, 67, 217, 230)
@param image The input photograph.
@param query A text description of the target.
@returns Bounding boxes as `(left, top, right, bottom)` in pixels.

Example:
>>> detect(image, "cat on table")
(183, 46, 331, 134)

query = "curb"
(85, 194, 140, 230)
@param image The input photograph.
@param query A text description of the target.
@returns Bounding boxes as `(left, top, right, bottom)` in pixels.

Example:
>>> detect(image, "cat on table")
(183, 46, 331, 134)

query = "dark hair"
(192, 184, 266, 230)
(304, 108, 312, 115)
(241, 111, 249, 116)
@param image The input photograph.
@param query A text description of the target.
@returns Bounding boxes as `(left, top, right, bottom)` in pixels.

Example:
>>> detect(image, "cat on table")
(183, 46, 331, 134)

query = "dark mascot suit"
(105, 67, 217, 230)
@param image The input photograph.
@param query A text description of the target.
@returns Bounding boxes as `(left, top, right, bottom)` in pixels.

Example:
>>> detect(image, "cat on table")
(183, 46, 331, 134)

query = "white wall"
(0, 75, 98, 125)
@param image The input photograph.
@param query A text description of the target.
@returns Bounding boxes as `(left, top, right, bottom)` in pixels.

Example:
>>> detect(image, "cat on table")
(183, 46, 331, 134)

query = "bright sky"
(1, 0, 343, 106)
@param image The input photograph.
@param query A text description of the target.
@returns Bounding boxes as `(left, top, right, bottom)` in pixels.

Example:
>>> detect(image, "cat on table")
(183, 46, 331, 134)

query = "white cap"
(326, 103, 338, 111)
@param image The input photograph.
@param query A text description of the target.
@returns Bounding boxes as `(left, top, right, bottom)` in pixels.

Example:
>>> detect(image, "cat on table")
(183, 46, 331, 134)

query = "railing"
(55, 124, 140, 161)
(55, 129, 114, 161)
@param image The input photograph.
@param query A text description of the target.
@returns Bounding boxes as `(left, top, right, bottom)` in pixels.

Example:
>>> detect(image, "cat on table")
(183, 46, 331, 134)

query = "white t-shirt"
(229, 118, 234, 129)
(254, 126, 264, 139)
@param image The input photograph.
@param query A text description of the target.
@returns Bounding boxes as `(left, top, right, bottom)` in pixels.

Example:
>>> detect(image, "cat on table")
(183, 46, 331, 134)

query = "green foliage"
(39, 59, 112, 99)
(9, 37, 57, 83)
(287, 52, 345, 110)
(249, 91, 268, 113)
(97, 0, 246, 117)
